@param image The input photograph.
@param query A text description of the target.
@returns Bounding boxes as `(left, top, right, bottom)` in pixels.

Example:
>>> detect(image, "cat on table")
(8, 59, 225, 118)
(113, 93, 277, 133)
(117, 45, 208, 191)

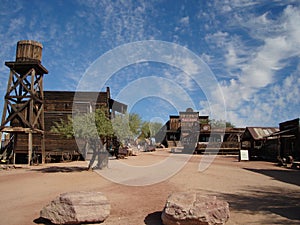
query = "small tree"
(149, 122, 164, 137)
(129, 113, 142, 137)
(111, 112, 143, 144)
(51, 117, 74, 138)
(209, 119, 235, 128)
(111, 113, 132, 143)
(140, 121, 163, 141)
(140, 121, 151, 140)
(51, 108, 114, 169)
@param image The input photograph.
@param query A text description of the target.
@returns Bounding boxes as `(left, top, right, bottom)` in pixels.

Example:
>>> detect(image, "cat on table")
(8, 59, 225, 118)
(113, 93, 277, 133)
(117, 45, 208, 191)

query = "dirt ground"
(0, 149, 299, 225)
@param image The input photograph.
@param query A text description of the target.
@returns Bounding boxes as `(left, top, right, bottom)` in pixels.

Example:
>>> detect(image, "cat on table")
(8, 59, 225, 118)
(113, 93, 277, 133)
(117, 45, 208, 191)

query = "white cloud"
(225, 44, 239, 67)
(200, 53, 211, 64)
(221, 5, 232, 12)
(205, 31, 229, 47)
(97, 0, 149, 47)
(229, 0, 259, 8)
(238, 6, 300, 90)
(163, 68, 196, 92)
(0, 0, 23, 16)
(179, 16, 189, 26)
(204, 4, 300, 126)
(206, 31, 249, 77)
(247, 67, 300, 126)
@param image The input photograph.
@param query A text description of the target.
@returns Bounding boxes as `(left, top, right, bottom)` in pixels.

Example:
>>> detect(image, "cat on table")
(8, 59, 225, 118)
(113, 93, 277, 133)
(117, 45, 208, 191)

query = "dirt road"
(0, 149, 299, 225)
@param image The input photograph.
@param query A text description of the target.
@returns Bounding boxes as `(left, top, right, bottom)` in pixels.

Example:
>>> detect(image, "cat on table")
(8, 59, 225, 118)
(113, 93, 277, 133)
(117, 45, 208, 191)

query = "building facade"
(157, 109, 244, 155)
(278, 118, 300, 161)
(241, 127, 279, 161)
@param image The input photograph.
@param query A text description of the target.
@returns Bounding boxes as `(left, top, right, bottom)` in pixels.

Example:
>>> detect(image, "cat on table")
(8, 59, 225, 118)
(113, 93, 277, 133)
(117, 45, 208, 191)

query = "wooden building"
(156, 110, 244, 155)
(9, 88, 127, 163)
(161, 113, 209, 149)
(196, 127, 244, 155)
(241, 127, 279, 160)
(278, 118, 300, 161)
(0, 40, 127, 164)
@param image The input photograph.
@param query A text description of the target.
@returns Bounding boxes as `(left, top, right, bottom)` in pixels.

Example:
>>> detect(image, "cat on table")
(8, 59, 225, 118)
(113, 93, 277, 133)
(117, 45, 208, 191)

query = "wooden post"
(0, 132, 2, 150)
(41, 133, 45, 164)
(28, 131, 32, 166)
(1, 70, 13, 128)
(13, 152, 16, 165)
(220, 134, 224, 142)
(237, 134, 241, 161)
(30, 69, 35, 126)
(277, 135, 281, 159)
(40, 74, 45, 164)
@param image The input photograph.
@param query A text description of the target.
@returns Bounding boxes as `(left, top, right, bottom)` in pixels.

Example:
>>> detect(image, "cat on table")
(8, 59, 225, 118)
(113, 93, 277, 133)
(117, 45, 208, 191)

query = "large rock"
(40, 191, 110, 224)
(161, 192, 229, 225)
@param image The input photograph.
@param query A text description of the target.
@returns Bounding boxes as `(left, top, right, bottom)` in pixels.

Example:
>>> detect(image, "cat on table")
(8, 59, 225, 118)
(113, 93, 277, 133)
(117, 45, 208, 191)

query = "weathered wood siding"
(13, 90, 109, 154)
(43, 91, 110, 153)
(14, 133, 42, 154)
(13, 88, 127, 157)
(169, 116, 180, 131)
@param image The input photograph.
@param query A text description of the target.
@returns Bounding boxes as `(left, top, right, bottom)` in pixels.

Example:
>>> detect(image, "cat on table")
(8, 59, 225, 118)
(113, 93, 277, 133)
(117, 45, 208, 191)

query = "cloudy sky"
(0, 0, 299, 127)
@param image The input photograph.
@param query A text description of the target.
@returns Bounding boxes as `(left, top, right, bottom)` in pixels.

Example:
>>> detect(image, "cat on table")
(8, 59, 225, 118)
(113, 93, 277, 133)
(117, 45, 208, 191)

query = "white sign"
(240, 150, 249, 161)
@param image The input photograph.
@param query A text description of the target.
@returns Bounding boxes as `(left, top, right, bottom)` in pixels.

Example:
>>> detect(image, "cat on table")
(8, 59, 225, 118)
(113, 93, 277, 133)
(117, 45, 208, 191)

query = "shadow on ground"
(34, 217, 105, 224)
(33, 217, 54, 225)
(144, 211, 163, 225)
(30, 166, 88, 173)
(220, 186, 300, 224)
(244, 167, 300, 186)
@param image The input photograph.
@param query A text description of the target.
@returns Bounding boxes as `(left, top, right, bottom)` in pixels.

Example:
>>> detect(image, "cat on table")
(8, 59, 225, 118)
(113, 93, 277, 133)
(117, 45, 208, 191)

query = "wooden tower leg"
(28, 131, 32, 166)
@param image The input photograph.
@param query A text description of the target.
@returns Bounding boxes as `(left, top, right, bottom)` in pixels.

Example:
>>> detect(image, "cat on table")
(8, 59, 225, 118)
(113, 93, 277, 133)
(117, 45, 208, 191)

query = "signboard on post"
(240, 149, 249, 161)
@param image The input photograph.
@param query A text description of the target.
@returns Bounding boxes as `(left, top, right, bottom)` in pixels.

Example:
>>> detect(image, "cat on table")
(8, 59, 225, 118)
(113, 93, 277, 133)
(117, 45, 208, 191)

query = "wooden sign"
(240, 150, 249, 161)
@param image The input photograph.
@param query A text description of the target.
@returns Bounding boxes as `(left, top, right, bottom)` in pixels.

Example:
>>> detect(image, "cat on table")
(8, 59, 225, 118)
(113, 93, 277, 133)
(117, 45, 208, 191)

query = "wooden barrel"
(15, 40, 43, 62)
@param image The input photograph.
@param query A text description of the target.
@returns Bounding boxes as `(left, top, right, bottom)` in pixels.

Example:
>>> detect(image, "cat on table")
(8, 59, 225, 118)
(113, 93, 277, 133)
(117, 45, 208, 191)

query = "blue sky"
(0, 0, 299, 127)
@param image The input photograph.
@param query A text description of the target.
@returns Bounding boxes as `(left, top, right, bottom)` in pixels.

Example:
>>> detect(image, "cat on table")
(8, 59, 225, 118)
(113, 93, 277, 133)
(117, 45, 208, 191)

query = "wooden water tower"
(0, 40, 48, 164)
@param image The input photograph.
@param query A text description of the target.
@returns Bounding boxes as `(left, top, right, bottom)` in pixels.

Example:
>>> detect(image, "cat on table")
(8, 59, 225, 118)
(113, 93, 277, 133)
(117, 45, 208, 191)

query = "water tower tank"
(15, 40, 43, 63)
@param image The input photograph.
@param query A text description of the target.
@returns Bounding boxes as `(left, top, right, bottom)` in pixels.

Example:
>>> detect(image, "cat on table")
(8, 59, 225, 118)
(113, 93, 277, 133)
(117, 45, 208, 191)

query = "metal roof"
(246, 127, 279, 140)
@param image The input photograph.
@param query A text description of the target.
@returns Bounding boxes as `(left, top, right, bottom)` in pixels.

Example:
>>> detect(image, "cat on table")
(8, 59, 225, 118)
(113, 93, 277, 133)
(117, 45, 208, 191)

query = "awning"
(268, 127, 297, 137)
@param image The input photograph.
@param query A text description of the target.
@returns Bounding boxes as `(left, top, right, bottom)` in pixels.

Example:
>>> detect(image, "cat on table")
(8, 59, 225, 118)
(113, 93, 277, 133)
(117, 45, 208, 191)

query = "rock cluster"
(40, 191, 110, 224)
(161, 192, 230, 225)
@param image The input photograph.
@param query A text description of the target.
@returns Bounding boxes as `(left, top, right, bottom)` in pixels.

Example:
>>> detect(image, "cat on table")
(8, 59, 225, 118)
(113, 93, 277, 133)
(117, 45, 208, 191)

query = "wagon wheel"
(62, 152, 72, 162)
(45, 153, 52, 163)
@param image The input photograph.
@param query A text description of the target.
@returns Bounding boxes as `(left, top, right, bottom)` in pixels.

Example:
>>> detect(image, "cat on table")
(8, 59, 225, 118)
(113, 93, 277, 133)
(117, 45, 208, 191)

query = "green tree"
(111, 113, 131, 143)
(51, 117, 74, 138)
(209, 119, 235, 128)
(140, 121, 163, 140)
(149, 122, 163, 138)
(51, 108, 114, 169)
(140, 121, 151, 139)
(225, 121, 235, 128)
(129, 113, 142, 137)
(111, 112, 142, 144)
